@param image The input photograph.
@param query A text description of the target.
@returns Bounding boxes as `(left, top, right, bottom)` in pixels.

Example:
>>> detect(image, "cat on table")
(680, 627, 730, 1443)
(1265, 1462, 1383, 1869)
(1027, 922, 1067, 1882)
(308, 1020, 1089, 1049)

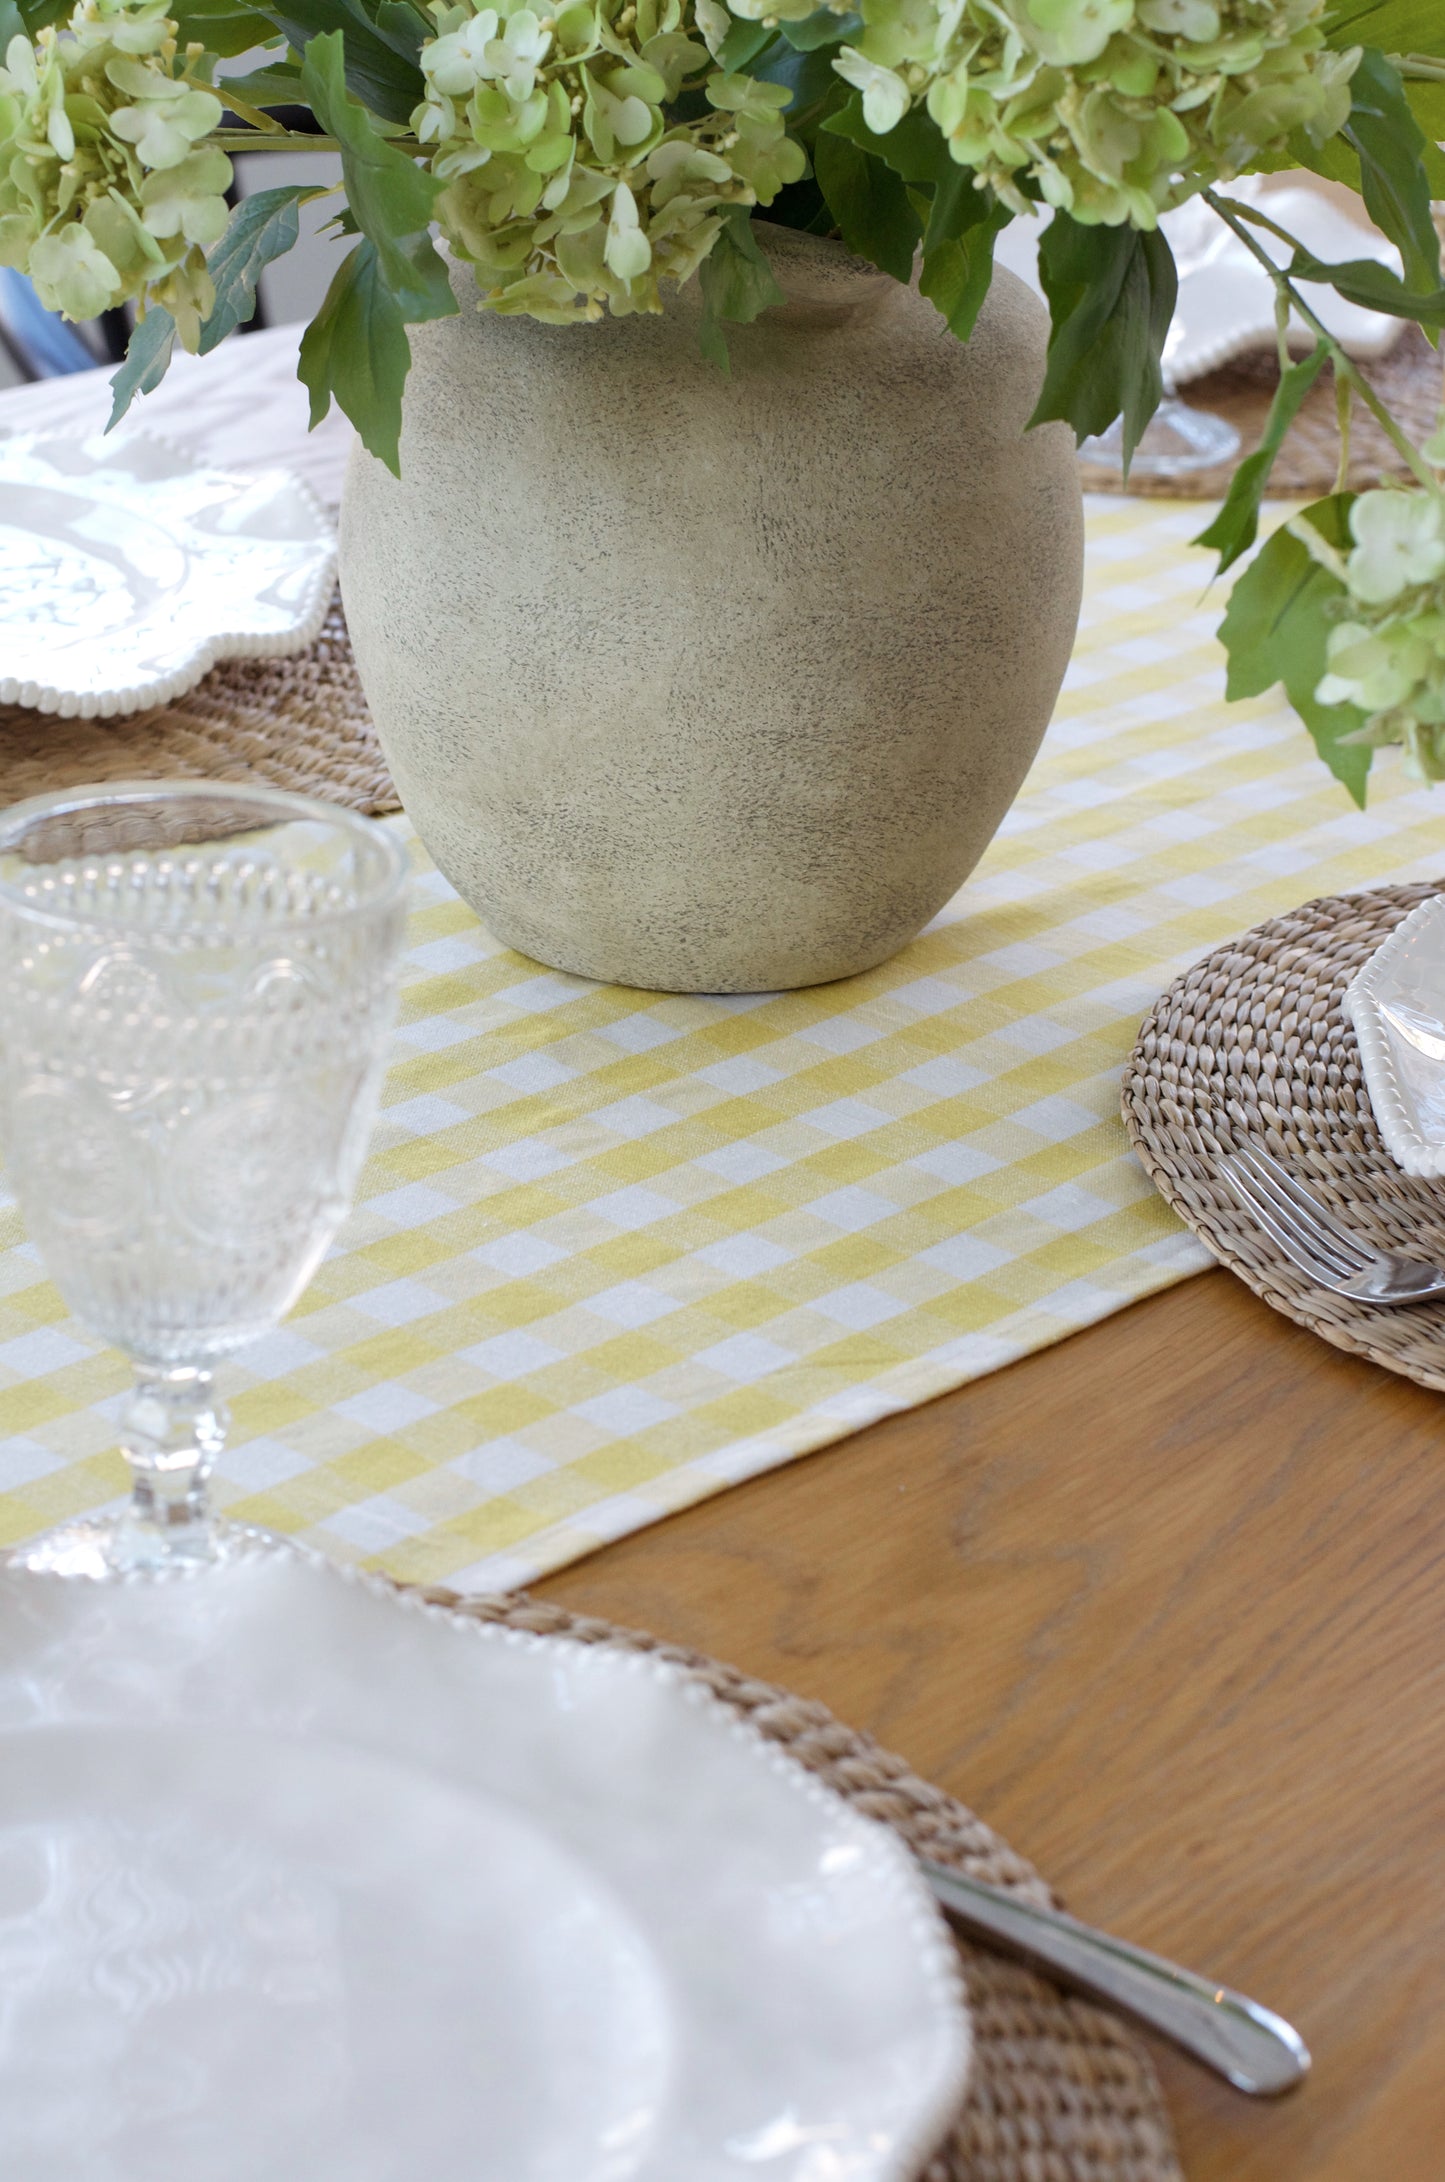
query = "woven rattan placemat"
(1081, 325, 1442, 499)
(423, 1585, 1183, 2182)
(0, 595, 398, 814)
(1123, 879, 1445, 1390)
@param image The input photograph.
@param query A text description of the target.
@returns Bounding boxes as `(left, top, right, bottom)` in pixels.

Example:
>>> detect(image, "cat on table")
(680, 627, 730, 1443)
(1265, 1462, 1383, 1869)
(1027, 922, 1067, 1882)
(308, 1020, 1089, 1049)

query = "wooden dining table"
(5, 333, 1441, 2181)
(539, 1263, 1445, 2182)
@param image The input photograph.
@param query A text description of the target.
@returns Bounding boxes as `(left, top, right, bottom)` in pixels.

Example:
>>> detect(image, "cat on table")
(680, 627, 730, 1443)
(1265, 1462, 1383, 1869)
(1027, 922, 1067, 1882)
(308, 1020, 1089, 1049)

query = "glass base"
(6, 1513, 284, 1581)
(1080, 397, 1242, 479)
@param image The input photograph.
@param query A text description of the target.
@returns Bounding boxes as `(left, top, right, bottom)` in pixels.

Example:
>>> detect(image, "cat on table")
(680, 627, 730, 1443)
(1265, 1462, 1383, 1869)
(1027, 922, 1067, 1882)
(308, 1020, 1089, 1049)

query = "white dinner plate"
(0, 1549, 969, 2180)
(0, 431, 335, 719)
(1344, 894, 1445, 1177)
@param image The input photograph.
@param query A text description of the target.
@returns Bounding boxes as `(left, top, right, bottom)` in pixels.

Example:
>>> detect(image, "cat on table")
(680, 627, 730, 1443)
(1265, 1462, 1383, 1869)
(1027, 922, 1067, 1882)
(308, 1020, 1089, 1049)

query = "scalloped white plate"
(0, 431, 335, 719)
(0, 1549, 969, 2180)
(1343, 895, 1445, 1179)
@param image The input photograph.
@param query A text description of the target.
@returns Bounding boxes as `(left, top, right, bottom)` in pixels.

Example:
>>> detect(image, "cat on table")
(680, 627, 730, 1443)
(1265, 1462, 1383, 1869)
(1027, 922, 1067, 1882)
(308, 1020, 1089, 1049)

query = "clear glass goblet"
(0, 781, 408, 1579)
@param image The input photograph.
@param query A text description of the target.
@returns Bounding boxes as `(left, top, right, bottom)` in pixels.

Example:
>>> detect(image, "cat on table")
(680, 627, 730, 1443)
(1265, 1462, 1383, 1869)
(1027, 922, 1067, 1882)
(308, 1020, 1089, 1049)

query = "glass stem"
(121, 1365, 228, 1537)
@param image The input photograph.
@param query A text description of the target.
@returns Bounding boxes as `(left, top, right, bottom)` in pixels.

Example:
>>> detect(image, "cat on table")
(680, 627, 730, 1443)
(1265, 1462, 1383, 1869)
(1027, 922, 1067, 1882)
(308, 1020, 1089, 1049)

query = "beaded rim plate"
(1342, 893, 1445, 1178)
(1122, 881, 1445, 1393)
(0, 1546, 970, 2181)
(0, 431, 335, 719)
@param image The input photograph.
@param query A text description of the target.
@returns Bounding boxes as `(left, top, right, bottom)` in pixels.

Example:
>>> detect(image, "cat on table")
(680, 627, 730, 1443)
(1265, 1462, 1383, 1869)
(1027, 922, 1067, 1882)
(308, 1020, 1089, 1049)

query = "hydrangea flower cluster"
(1303, 488, 1445, 782)
(0, 0, 229, 344)
(734, 0, 1357, 227)
(416, 0, 805, 320)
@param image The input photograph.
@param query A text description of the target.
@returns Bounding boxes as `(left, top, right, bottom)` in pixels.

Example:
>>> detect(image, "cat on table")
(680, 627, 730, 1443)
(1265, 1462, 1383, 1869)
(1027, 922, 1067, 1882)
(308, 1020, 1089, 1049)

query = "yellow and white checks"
(3, 496, 1443, 1590)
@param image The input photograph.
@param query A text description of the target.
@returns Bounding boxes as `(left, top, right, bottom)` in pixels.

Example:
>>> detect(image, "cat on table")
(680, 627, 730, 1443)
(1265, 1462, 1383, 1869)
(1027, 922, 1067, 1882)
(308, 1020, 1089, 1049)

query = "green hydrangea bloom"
(1303, 490, 1445, 784)
(1344, 487, 1445, 606)
(813, 0, 1357, 228)
(0, 0, 227, 342)
(419, 0, 805, 320)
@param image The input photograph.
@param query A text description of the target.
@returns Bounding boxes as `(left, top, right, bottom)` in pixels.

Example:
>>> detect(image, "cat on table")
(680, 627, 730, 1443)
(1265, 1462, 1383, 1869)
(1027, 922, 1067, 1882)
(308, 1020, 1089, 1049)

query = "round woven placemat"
(1123, 879, 1445, 1390)
(1081, 325, 1443, 500)
(0, 594, 398, 815)
(419, 1584, 1183, 2182)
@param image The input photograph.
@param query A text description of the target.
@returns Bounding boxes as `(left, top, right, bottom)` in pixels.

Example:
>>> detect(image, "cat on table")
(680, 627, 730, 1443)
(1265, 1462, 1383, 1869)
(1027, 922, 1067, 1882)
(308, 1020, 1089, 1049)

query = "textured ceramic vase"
(341, 225, 1084, 993)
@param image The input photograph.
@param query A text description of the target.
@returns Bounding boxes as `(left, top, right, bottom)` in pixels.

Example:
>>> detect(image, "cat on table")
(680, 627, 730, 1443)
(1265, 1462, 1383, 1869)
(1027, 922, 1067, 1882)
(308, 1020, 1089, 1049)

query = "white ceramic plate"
(0, 1550, 969, 2180)
(0, 431, 335, 719)
(1343, 894, 1445, 1178)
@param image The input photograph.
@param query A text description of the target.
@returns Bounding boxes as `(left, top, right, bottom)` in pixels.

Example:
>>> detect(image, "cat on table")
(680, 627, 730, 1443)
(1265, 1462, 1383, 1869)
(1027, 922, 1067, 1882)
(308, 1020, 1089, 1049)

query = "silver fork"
(1219, 1142, 1445, 1304)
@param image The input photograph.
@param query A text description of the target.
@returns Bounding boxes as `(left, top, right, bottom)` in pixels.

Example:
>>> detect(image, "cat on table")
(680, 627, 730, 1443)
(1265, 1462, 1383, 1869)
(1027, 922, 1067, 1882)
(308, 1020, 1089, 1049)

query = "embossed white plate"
(0, 1550, 969, 2180)
(0, 431, 335, 719)
(1343, 894, 1445, 1178)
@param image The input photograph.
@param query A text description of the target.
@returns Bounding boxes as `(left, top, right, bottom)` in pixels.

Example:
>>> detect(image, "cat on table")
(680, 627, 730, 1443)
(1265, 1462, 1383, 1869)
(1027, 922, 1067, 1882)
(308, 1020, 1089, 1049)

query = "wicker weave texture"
(1123, 880, 1445, 1390)
(1082, 327, 1442, 500)
(0, 596, 397, 815)
(424, 1587, 1183, 2182)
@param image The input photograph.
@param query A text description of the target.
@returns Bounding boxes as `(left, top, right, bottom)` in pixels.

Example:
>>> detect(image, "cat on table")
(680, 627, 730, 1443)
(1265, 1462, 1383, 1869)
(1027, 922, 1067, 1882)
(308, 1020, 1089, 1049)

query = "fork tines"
(1219, 1142, 1371, 1286)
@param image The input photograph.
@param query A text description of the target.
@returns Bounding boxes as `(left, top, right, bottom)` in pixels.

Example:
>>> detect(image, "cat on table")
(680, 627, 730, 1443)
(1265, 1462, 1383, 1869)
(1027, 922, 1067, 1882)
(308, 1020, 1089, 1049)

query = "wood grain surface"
(537, 1265, 1445, 2182)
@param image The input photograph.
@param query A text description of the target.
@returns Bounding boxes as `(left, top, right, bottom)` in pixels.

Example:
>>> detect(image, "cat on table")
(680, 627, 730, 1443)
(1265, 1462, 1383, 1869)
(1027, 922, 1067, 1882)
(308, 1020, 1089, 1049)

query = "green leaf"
(0, 0, 26, 46)
(919, 173, 1009, 340)
(758, 169, 839, 235)
(1401, 75, 1445, 194)
(218, 59, 306, 108)
(779, 4, 860, 47)
(1030, 217, 1177, 470)
(1218, 494, 1371, 807)
(1195, 344, 1331, 576)
(1287, 245, 1445, 325)
(822, 90, 953, 188)
(1341, 48, 1440, 293)
(813, 126, 920, 280)
(698, 207, 784, 373)
(15, 0, 71, 31)
(298, 29, 455, 320)
(1264, 101, 1445, 201)
(1403, 73, 1445, 137)
(107, 309, 177, 431)
(297, 237, 413, 472)
(290, 32, 455, 463)
(262, 0, 424, 123)
(716, 18, 774, 70)
(1324, 0, 1445, 57)
(199, 183, 324, 353)
(374, 0, 428, 61)
(170, 0, 279, 55)
(750, 34, 839, 114)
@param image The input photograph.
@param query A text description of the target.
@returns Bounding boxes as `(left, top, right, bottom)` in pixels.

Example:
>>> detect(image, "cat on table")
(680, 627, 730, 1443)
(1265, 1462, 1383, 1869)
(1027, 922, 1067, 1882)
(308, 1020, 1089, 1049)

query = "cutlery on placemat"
(1219, 1142, 1445, 1305)
(922, 1860, 1309, 2096)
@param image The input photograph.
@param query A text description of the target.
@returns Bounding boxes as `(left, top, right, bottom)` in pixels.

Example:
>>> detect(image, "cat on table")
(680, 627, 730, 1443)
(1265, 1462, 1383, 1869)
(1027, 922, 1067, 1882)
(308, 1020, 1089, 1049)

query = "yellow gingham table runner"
(3, 496, 1443, 1589)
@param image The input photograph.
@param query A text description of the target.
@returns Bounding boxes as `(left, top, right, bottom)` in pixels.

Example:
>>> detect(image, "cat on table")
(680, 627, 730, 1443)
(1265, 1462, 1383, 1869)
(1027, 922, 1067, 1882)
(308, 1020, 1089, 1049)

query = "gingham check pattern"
(4, 496, 1443, 1589)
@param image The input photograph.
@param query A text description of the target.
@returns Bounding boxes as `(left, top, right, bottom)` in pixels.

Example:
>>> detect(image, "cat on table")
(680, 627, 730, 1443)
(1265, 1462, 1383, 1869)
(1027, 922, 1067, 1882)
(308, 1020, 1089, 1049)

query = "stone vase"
(340, 225, 1084, 993)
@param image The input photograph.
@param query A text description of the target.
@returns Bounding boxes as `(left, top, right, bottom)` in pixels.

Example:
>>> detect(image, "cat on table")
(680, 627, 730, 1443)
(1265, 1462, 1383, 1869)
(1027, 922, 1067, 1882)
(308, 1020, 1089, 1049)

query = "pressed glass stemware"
(0, 781, 408, 1578)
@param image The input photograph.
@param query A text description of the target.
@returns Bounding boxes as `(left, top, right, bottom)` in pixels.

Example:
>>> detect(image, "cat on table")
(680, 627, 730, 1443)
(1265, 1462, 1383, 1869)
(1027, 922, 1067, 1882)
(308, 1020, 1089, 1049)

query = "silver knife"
(922, 1859, 1310, 2097)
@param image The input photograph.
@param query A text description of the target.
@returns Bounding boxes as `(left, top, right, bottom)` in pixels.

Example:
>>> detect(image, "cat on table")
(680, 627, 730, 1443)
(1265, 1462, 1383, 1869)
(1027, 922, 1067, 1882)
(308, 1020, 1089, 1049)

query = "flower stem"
(211, 128, 344, 152)
(1335, 368, 1352, 495)
(1204, 187, 1441, 495)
